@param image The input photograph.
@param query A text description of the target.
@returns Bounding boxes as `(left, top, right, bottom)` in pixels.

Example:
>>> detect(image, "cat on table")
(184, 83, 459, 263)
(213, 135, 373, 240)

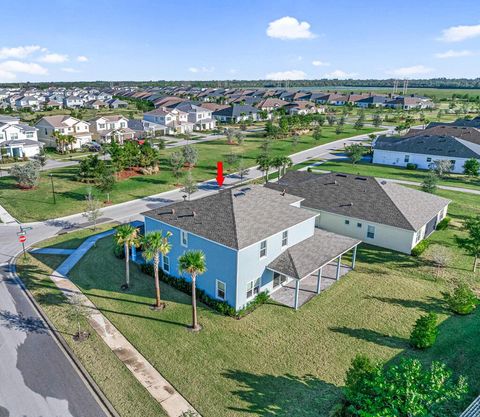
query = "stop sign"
(19, 235, 27, 243)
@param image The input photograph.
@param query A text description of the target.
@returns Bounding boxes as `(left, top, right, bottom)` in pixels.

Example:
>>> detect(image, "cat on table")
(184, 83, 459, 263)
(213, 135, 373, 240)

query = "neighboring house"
(212, 104, 259, 123)
(143, 107, 194, 135)
(171, 102, 216, 131)
(255, 98, 288, 115)
(266, 171, 450, 254)
(142, 185, 360, 311)
(63, 96, 84, 108)
(198, 102, 230, 113)
(373, 130, 480, 173)
(89, 115, 134, 143)
(107, 99, 128, 109)
(85, 99, 108, 110)
(355, 95, 389, 108)
(44, 99, 63, 109)
(283, 101, 324, 115)
(15, 95, 40, 110)
(128, 119, 167, 138)
(35, 115, 92, 149)
(0, 116, 41, 158)
(316, 93, 348, 105)
(385, 96, 433, 110)
(427, 116, 480, 129)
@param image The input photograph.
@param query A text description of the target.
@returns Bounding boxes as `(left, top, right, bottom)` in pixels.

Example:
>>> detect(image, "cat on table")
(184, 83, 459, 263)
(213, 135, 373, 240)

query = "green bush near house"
(412, 240, 430, 257)
(406, 163, 417, 170)
(444, 283, 478, 315)
(410, 312, 439, 349)
(436, 217, 451, 231)
(113, 242, 125, 259)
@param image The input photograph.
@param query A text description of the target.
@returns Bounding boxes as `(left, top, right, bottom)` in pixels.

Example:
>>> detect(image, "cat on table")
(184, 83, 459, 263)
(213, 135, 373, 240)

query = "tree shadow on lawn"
(329, 326, 409, 350)
(365, 295, 449, 314)
(223, 370, 341, 417)
(357, 245, 424, 269)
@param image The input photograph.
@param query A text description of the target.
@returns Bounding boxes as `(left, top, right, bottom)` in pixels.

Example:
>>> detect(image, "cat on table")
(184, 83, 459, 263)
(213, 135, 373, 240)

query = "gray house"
(266, 171, 450, 254)
(213, 104, 259, 123)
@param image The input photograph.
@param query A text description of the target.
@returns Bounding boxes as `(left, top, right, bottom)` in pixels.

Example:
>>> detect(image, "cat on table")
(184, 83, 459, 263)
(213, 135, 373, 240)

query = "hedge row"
(139, 263, 269, 318)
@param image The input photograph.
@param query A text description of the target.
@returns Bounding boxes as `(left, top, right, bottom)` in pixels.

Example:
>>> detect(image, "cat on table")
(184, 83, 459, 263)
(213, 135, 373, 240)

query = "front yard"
(22, 189, 480, 417)
(0, 126, 378, 222)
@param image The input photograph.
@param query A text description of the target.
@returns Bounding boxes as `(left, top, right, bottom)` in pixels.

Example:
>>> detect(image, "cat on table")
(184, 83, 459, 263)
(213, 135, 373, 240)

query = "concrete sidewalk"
(48, 227, 200, 417)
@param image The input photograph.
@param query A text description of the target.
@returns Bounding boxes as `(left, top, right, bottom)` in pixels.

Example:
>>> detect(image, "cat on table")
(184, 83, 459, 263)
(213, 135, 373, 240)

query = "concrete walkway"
(0, 203, 16, 224)
(47, 228, 200, 417)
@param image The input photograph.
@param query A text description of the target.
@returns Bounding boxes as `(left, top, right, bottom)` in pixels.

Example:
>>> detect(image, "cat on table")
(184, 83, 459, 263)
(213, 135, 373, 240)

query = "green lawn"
(309, 159, 480, 192)
(25, 189, 480, 417)
(0, 126, 378, 222)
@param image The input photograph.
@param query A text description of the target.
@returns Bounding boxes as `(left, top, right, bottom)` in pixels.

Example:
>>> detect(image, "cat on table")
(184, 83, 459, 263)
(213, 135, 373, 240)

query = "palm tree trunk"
(125, 243, 130, 287)
(154, 254, 161, 307)
(191, 274, 198, 329)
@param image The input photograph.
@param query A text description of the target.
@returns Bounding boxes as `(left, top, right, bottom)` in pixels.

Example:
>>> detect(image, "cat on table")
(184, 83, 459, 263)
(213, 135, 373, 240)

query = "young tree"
(141, 231, 172, 310)
(353, 117, 364, 130)
(432, 159, 453, 178)
(236, 157, 250, 183)
(181, 170, 198, 201)
(464, 158, 480, 177)
(345, 144, 366, 164)
(9, 160, 41, 189)
(82, 192, 102, 230)
(421, 171, 439, 194)
(457, 215, 480, 272)
(182, 144, 198, 167)
(178, 250, 207, 331)
(372, 113, 383, 127)
(96, 169, 116, 203)
(291, 133, 300, 148)
(312, 126, 322, 141)
(410, 312, 438, 349)
(327, 115, 336, 126)
(444, 282, 478, 314)
(226, 151, 239, 168)
(114, 224, 139, 289)
(235, 130, 245, 145)
(225, 128, 236, 144)
(68, 293, 92, 341)
(170, 151, 185, 181)
(335, 124, 344, 135)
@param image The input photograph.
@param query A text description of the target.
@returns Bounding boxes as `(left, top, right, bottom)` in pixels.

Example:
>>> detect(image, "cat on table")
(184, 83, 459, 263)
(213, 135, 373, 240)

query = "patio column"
(352, 246, 357, 269)
(294, 279, 300, 310)
(336, 255, 342, 281)
(316, 267, 323, 294)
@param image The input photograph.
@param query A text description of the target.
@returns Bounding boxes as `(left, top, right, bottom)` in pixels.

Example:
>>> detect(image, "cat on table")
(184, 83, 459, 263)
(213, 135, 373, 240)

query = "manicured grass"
(0, 126, 379, 222)
(16, 253, 167, 417)
(29, 190, 480, 417)
(311, 159, 480, 192)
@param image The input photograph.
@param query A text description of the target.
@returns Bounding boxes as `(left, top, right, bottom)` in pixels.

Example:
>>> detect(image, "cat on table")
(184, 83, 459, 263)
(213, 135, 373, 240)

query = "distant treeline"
(3, 78, 480, 89)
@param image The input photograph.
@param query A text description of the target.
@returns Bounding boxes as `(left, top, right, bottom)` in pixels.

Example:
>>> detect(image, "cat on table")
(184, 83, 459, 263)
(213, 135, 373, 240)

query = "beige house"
(266, 171, 450, 254)
(35, 115, 92, 149)
(89, 115, 134, 143)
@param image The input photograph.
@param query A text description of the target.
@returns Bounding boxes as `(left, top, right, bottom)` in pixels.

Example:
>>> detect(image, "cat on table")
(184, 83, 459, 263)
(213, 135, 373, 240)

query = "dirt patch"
(116, 167, 143, 181)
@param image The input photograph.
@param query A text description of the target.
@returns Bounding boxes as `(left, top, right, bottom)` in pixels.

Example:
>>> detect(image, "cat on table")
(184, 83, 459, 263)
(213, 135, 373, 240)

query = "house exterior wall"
(144, 216, 238, 308)
(235, 217, 315, 309)
(372, 149, 472, 174)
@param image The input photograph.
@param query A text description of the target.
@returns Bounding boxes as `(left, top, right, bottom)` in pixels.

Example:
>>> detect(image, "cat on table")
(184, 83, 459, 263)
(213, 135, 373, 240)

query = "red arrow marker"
(216, 161, 225, 187)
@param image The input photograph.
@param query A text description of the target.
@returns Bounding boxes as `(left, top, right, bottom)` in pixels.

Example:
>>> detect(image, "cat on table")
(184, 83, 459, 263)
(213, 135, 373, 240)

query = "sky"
(1, 0, 480, 82)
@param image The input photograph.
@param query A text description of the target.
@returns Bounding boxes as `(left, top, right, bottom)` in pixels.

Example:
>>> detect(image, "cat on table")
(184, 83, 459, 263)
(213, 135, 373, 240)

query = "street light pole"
(49, 174, 56, 204)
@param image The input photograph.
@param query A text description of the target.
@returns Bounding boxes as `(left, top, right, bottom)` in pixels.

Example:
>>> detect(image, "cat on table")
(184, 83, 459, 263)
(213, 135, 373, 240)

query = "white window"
(260, 240, 267, 258)
(163, 255, 170, 272)
(404, 155, 410, 163)
(246, 278, 260, 299)
(273, 272, 287, 288)
(216, 280, 226, 300)
(120, 122, 126, 128)
(10, 133, 18, 140)
(367, 225, 375, 239)
(26, 132, 34, 138)
(181, 230, 188, 247)
(99, 123, 106, 129)
(281, 230, 288, 247)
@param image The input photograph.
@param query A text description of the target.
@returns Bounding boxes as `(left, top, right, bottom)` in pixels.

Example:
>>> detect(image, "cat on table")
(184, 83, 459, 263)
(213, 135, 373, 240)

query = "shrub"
(444, 283, 478, 315)
(113, 242, 125, 259)
(412, 240, 429, 256)
(9, 160, 41, 188)
(436, 217, 451, 230)
(406, 163, 417, 170)
(410, 312, 438, 349)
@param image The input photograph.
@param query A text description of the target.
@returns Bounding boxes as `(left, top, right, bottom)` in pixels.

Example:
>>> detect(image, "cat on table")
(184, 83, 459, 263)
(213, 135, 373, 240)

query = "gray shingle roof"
(374, 134, 480, 159)
(142, 185, 316, 250)
(266, 171, 450, 231)
(268, 229, 360, 279)
(213, 104, 259, 118)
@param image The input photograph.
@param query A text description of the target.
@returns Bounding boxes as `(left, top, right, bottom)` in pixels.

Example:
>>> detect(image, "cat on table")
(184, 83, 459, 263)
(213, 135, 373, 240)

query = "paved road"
(0, 129, 379, 416)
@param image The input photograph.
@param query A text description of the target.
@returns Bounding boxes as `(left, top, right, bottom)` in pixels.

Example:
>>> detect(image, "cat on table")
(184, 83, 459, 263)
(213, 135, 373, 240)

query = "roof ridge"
(228, 190, 240, 249)
(286, 249, 300, 279)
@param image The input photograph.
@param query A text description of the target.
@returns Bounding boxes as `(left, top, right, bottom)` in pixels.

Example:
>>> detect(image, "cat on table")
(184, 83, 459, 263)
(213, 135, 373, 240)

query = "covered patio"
(268, 229, 361, 309)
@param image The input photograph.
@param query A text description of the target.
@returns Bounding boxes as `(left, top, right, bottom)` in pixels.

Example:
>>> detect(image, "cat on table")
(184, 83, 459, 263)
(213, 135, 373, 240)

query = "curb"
(10, 254, 120, 417)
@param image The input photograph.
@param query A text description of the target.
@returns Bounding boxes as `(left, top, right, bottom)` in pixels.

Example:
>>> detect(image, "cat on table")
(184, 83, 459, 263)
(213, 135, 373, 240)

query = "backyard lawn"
(307, 159, 480, 192)
(24, 189, 480, 417)
(0, 126, 378, 222)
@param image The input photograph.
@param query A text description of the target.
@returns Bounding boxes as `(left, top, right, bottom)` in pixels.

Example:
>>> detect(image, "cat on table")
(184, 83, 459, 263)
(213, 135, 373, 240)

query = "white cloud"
(38, 53, 69, 63)
(312, 60, 330, 67)
(0, 45, 41, 60)
(438, 24, 480, 42)
(77, 55, 89, 62)
(188, 66, 214, 73)
(265, 70, 307, 80)
(434, 49, 473, 58)
(323, 69, 357, 79)
(266, 16, 316, 40)
(386, 65, 433, 77)
(0, 60, 48, 80)
(61, 67, 80, 73)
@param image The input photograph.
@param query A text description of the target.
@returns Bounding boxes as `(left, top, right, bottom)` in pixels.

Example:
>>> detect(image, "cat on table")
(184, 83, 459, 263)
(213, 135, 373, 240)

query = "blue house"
(142, 186, 360, 310)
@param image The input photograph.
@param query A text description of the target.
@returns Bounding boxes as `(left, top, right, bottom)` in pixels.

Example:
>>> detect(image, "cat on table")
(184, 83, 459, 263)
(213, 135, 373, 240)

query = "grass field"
(24, 189, 480, 417)
(0, 126, 378, 222)
(306, 159, 480, 192)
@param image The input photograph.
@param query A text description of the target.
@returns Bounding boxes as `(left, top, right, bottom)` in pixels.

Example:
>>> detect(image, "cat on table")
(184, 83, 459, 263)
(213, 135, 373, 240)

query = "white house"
(63, 96, 84, 108)
(173, 103, 216, 131)
(143, 107, 194, 135)
(0, 116, 41, 159)
(35, 115, 92, 149)
(266, 171, 450, 254)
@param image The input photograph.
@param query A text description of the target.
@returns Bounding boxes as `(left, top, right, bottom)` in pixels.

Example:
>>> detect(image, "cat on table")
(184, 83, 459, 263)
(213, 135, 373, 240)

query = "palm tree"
(178, 250, 207, 331)
(53, 131, 66, 154)
(65, 135, 77, 152)
(114, 224, 139, 289)
(141, 231, 172, 309)
(256, 154, 271, 183)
